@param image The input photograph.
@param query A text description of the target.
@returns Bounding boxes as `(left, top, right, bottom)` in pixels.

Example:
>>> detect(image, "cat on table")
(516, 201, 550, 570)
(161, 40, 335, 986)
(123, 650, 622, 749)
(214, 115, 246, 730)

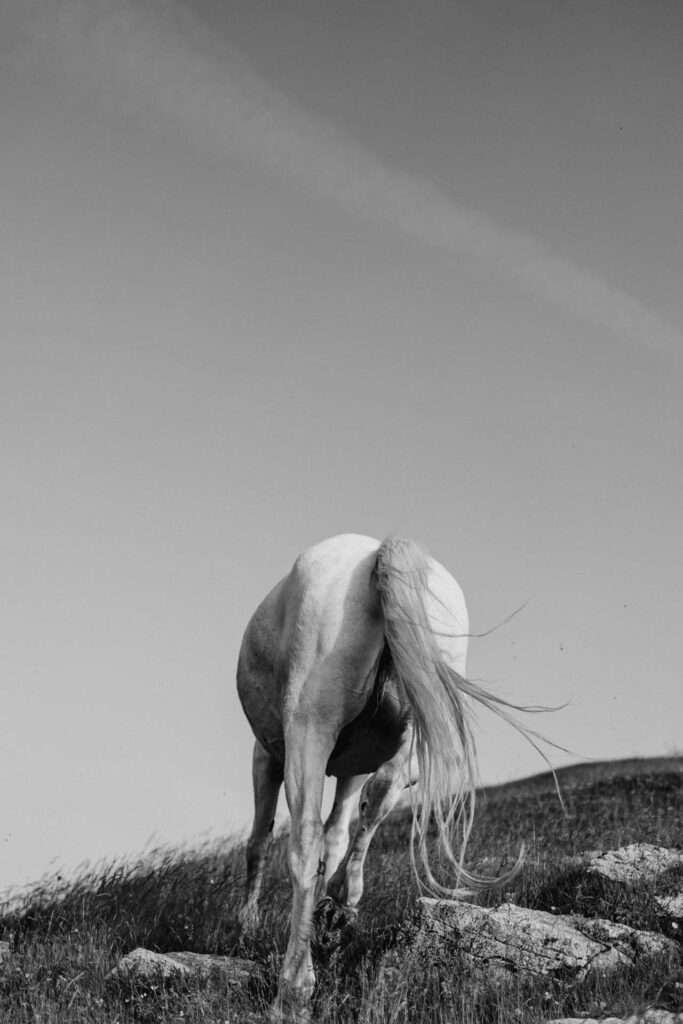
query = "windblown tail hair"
(374, 536, 564, 897)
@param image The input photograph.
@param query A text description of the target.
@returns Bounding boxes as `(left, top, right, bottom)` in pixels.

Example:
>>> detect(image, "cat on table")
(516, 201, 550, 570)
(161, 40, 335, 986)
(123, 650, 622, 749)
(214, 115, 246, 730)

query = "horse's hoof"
(269, 994, 313, 1023)
(269, 1008, 308, 1024)
(313, 896, 358, 957)
(314, 895, 335, 927)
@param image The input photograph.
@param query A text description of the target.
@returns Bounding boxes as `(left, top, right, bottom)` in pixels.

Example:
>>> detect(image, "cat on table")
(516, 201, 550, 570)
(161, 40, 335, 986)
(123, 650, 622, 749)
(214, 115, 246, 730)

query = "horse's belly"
(325, 725, 403, 776)
(325, 683, 408, 777)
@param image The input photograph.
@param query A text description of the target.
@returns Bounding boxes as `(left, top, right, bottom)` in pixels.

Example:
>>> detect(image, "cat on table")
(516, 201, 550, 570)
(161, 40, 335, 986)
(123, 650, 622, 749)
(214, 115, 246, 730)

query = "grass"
(1, 755, 681, 1023)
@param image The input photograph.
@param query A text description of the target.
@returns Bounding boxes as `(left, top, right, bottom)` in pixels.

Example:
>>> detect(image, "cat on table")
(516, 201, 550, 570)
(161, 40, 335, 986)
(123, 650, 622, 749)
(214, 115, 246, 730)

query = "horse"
(236, 533, 553, 1020)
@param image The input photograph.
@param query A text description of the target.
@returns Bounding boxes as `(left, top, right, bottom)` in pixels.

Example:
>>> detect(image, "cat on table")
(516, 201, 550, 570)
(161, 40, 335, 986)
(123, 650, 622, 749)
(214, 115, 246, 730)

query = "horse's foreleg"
(238, 740, 283, 935)
(313, 774, 367, 949)
(322, 774, 366, 882)
(327, 737, 417, 913)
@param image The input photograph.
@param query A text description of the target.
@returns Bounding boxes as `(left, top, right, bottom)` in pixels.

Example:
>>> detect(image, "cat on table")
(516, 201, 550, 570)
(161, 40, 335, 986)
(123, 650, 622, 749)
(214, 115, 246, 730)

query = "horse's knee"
(324, 821, 349, 852)
(323, 821, 350, 877)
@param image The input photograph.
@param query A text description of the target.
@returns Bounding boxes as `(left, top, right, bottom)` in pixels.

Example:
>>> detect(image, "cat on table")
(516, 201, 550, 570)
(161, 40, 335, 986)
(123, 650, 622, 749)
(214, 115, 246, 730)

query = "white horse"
(237, 534, 551, 1020)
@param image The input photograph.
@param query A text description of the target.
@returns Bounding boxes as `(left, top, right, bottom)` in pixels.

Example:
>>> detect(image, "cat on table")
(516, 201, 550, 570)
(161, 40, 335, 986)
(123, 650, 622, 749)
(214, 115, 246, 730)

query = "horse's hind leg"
(274, 719, 337, 1021)
(326, 734, 417, 914)
(238, 740, 283, 935)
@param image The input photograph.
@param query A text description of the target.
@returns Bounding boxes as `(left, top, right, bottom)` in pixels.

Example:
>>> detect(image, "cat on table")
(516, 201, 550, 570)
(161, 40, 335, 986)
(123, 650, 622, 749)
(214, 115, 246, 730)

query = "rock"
(111, 947, 265, 987)
(575, 844, 683, 930)
(0, 940, 10, 964)
(575, 916, 678, 959)
(580, 845, 683, 885)
(416, 899, 677, 982)
(556, 844, 683, 930)
(547, 1013, 683, 1024)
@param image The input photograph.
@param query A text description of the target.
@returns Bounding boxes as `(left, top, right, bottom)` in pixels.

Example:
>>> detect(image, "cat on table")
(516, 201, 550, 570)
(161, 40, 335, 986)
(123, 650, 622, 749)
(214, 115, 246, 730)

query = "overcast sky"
(2, 0, 682, 894)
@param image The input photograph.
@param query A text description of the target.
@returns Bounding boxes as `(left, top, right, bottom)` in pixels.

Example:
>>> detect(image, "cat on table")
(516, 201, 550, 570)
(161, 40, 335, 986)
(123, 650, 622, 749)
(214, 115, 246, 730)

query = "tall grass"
(1, 757, 681, 1022)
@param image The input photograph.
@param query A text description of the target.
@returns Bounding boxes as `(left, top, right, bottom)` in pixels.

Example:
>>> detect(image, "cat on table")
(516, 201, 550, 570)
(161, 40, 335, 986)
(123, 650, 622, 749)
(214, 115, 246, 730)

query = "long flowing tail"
(374, 535, 562, 896)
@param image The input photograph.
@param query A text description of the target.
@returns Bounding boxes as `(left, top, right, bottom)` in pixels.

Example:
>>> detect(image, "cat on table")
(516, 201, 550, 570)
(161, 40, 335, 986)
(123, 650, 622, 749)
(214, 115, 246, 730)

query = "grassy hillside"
(1, 756, 681, 1023)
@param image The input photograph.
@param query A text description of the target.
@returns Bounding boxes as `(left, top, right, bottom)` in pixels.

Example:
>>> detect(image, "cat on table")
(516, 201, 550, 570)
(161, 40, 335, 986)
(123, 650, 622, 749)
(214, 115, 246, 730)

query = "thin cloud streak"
(14, 0, 682, 354)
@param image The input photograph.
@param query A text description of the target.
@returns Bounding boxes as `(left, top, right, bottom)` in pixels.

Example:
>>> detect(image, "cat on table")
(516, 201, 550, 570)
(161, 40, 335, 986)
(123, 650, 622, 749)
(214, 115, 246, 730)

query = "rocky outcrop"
(374, 846, 683, 1015)
(414, 898, 677, 982)
(569, 843, 683, 933)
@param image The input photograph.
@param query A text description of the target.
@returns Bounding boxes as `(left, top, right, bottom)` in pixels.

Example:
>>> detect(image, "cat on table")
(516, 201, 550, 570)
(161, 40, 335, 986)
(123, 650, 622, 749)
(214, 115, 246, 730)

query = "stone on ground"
(416, 898, 677, 981)
(579, 845, 683, 885)
(111, 947, 265, 987)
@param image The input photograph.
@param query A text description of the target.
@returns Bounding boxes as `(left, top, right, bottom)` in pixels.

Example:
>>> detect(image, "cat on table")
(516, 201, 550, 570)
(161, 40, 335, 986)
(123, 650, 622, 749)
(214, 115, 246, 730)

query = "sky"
(1, 0, 682, 895)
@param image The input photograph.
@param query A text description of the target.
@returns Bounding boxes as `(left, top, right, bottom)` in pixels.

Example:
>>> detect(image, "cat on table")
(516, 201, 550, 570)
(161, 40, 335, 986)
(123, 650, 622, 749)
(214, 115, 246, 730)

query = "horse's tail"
(374, 535, 560, 897)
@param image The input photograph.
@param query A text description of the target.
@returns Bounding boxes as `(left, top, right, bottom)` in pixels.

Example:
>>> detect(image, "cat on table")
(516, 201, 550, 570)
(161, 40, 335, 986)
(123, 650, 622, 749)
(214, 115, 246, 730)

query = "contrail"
(14, 0, 682, 354)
